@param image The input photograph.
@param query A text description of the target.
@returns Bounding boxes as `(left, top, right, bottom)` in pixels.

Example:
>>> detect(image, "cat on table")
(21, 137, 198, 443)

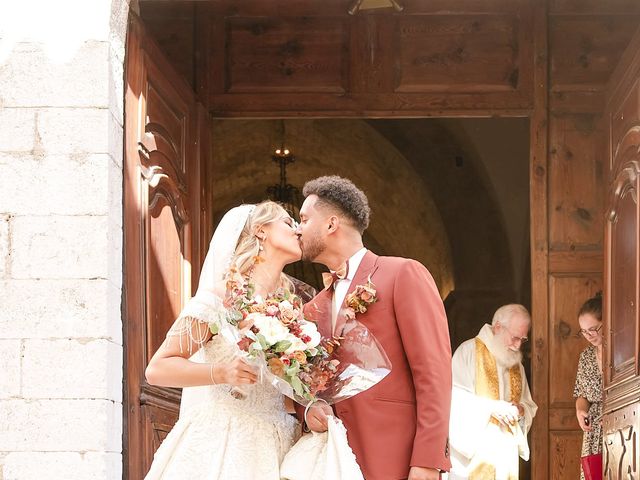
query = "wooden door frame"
(122, 14, 209, 479)
(124, 3, 551, 478)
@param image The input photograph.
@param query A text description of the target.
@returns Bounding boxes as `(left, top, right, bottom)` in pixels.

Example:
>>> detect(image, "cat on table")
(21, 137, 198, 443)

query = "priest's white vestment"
(447, 324, 538, 480)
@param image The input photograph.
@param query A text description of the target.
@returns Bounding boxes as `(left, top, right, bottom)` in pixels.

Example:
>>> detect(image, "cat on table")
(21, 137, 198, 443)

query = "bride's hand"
(305, 403, 333, 432)
(218, 358, 258, 385)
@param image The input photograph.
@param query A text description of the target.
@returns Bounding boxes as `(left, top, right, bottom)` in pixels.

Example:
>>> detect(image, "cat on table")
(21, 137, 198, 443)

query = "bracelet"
(303, 398, 330, 426)
(209, 363, 217, 385)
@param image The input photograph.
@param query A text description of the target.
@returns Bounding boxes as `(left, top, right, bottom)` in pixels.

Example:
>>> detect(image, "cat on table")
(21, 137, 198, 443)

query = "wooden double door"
(602, 27, 640, 480)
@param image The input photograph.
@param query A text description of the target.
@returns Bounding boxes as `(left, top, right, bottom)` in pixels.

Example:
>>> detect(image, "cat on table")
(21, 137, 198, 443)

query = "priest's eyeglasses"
(508, 332, 528, 344)
(579, 325, 602, 336)
(503, 327, 528, 344)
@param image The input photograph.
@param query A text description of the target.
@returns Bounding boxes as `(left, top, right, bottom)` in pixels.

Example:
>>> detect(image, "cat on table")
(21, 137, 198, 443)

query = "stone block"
(0, 153, 109, 215)
(108, 44, 125, 127)
(0, 279, 121, 341)
(37, 108, 109, 155)
(108, 155, 123, 228)
(107, 281, 123, 346)
(11, 215, 108, 279)
(0, 340, 21, 398)
(110, 0, 131, 47)
(0, 108, 36, 152)
(0, 42, 110, 108)
(107, 220, 123, 292)
(2, 452, 121, 480)
(0, 215, 8, 278)
(22, 339, 122, 402)
(108, 112, 124, 168)
(0, 399, 122, 452)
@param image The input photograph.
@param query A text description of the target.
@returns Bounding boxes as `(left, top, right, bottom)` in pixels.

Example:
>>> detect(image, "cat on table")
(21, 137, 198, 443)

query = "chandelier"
(267, 145, 299, 215)
(266, 121, 325, 290)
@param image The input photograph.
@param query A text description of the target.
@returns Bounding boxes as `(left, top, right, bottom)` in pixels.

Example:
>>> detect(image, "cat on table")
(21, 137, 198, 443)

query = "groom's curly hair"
(302, 175, 370, 234)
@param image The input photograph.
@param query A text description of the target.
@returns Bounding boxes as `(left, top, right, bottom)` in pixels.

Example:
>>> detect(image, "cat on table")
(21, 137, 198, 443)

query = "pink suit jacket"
(301, 251, 452, 479)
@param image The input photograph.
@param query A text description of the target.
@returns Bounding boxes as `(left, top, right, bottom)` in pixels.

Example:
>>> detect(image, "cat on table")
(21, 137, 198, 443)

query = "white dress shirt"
(331, 247, 368, 331)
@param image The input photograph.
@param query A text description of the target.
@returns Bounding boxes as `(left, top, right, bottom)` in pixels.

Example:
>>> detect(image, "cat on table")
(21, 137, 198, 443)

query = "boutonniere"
(345, 276, 378, 315)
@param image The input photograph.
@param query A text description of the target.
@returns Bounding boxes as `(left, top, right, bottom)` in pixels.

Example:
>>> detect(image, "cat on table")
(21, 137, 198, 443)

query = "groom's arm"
(394, 259, 452, 472)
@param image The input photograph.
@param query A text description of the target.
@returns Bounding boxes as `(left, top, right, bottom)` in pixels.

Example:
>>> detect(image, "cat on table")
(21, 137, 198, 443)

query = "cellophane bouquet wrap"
(212, 270, 391, 405)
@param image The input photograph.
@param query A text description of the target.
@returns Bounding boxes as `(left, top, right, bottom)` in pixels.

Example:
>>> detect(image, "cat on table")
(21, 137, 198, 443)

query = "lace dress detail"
(145, 322, 300, 480)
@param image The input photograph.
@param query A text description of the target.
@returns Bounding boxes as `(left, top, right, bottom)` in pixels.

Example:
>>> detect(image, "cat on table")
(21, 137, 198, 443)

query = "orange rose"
(268, 357, 285, 377)
(291, 351, 307, 364)
(346, 295, 359, 310)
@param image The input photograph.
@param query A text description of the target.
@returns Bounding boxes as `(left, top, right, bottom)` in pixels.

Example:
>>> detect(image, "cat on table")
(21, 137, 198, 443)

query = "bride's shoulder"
(212, 280, 228, 299)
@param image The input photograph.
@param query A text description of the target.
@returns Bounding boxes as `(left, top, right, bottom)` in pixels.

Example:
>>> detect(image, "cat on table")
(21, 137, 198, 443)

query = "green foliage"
(274, 340, 292, 353)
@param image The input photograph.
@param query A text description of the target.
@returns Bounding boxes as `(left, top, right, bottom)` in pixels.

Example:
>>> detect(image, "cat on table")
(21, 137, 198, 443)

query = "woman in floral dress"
(573, 292, 603, 480)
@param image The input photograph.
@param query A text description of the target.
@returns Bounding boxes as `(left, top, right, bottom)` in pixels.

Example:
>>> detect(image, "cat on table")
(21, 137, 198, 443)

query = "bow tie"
(322, 262, 349, 290)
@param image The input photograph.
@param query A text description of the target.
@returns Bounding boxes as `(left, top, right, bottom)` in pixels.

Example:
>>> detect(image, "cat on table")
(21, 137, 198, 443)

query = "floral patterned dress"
(573, 345, 603, 480)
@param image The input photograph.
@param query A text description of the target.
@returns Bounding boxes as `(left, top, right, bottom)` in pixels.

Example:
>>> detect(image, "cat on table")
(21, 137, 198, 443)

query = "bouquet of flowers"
(213, 269, 343, 402)
(212, 268, 391, 405)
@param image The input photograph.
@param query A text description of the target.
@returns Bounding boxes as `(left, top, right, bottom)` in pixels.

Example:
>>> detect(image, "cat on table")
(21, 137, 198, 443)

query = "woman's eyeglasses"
(579, 324, 603, 336)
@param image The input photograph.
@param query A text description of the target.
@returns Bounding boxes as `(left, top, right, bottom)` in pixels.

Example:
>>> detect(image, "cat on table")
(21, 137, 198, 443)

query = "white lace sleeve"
(166, 292, 225, 355)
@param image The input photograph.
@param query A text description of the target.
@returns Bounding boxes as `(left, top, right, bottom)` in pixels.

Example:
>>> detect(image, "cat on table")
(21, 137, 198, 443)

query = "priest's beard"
(485, 329, 523, 368)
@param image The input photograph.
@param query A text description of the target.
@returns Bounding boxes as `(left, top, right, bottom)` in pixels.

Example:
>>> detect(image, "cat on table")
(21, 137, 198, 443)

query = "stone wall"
(0, 0, 128, 478)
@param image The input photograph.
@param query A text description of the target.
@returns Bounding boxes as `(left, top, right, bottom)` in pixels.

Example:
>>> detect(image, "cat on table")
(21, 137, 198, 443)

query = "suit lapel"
(333, 250, 379, 336)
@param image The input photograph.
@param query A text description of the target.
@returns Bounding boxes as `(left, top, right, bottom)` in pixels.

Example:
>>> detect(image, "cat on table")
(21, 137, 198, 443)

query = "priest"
(448, 304, 538, 480)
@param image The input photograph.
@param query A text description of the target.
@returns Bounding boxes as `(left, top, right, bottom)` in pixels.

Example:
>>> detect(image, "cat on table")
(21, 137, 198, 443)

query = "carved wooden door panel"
(123, 15, 207, 479)
(602, 27, 640, 480)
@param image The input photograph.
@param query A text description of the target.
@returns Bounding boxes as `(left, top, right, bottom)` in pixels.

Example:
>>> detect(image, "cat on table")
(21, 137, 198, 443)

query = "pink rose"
(279, 301, 297, 323)
(360, 290, 373, 303)
(237, 337, 253, 352)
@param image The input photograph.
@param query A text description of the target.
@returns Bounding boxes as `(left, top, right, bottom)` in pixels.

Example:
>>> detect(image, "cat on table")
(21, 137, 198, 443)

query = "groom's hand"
(305, 403, 332, 432)
(408, 466, 440, 480)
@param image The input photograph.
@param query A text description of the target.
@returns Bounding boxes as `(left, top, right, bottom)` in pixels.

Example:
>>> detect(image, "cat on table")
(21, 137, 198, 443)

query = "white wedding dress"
(144, 204, 301, 479)
(144, 327, 299, 480)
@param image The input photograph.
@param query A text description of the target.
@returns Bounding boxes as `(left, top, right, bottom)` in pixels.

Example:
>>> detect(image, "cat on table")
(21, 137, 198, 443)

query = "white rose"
(252, 314, 290, 346)
(284, 333, 308, 355)
(279, 300, 293, 310)
(299, 320, 321, 349)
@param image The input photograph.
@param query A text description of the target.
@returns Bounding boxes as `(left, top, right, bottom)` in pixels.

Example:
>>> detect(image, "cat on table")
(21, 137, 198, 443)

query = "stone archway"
(210, 118, 522, 347)
(211, 118, 456, 297)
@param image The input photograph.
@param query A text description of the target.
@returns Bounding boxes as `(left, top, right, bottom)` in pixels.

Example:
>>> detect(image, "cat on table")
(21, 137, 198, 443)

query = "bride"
(144, 201, 303, 480)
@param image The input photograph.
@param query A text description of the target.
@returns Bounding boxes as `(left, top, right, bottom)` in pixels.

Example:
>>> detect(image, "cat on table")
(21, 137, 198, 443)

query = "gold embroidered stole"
(470, 338, 522, 480)
(475, 338, 522, 404)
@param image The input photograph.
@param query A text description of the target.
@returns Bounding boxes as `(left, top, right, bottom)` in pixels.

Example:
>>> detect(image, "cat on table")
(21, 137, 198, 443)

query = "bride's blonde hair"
(232, 200, 294, 292)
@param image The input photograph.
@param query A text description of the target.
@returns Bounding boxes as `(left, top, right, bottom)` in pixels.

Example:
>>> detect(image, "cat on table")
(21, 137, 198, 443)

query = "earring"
(253, 236, 266, 264)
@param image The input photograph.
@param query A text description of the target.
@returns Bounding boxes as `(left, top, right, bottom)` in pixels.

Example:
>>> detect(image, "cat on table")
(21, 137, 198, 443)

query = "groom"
(295, 175, 452, 480)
